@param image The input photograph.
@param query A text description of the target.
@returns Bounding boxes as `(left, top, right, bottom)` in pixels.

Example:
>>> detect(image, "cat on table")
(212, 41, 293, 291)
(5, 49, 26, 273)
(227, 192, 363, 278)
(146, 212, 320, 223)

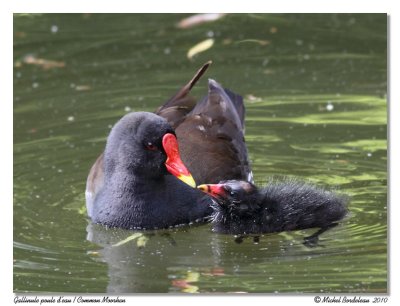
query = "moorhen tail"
(198, 179, 348, 235)
(90, 112, 211, 229)
(86, 62, 252, 229)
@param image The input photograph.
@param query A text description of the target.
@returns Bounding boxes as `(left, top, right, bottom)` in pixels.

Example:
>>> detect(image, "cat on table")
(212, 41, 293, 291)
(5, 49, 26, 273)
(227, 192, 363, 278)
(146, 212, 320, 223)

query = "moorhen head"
(102, 112, 194, 186)
(198, 179, 348, 235)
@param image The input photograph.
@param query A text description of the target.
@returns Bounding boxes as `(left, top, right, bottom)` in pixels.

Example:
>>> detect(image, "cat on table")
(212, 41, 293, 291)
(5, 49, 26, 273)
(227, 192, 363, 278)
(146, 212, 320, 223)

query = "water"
(13, 13, 387, 293)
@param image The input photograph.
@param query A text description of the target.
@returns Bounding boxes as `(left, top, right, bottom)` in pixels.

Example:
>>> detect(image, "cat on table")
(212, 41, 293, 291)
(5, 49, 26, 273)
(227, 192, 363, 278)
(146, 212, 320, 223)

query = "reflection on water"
(85, 222, 365, 293)
(14, 13, 387, 293)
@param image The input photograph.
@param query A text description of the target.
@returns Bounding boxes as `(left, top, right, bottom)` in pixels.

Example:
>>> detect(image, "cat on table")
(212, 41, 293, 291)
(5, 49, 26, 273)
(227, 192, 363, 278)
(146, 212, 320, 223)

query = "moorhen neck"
(198, 179, 348, 235)
(90, 112, 211, 230)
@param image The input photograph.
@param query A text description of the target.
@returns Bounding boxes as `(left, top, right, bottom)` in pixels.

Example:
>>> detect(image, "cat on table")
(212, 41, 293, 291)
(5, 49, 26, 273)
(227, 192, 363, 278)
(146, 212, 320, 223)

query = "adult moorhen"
(86, 62, 252, 230)
(197, 179, 348, 236)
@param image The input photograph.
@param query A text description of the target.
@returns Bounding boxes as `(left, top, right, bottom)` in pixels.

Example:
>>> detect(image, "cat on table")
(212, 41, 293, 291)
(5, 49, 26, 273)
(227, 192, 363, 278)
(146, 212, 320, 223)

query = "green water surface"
(13, 13, 387, 293)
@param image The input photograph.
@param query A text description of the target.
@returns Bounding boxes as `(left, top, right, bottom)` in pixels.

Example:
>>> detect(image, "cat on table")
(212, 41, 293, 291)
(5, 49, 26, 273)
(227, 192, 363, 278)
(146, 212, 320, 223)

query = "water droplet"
(124, 106, 131, 112)
(67, 116, 75, 122)
(326, 103, 334, 111)
(51, 25, 58, 33)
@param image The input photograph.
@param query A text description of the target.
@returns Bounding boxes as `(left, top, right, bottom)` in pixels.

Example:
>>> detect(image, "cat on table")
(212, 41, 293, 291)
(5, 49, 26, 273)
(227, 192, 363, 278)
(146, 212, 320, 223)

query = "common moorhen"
(86, 62, 252, 229)
(197, 179, 348, 235)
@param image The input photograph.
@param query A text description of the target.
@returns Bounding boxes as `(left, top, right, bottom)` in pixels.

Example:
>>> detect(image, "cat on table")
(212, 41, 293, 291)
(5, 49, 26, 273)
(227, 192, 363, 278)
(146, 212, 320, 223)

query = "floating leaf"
(15, 31, 27, 38)
(87, 251, 99, 256)
(270, 26, 278, 34)
(183, 285, 199, 293)
(112, 233, 143, 247)
(75, 85, 91, 91)
(177, 13, 226, 29)
(202, 267, 225, 276)
(263, 69, 275, 75)
(23, 55, 65, 69)
(136, 235, 149, 248)
(171, 272, 200, 293)
(187, 39, 214, 60)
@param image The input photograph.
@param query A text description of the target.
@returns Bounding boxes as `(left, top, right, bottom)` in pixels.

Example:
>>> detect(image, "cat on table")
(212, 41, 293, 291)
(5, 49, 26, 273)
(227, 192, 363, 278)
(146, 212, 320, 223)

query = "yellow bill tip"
(197, 184, 208, 192)
(178, 174, 196, 188)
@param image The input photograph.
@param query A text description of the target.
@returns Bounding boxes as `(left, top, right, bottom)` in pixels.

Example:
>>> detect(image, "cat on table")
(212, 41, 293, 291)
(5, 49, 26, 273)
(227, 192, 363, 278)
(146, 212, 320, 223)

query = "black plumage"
(198, 179, 348, 235)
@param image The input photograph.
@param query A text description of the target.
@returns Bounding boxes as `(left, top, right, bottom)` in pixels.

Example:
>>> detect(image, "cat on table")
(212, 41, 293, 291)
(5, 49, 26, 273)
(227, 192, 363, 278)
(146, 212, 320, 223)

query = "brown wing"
(176, 79, 252, 184)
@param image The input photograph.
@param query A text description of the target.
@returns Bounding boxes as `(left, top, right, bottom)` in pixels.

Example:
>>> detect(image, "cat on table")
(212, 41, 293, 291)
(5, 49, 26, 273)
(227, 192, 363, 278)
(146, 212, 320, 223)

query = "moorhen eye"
(144, 142, 158, 151)
(222, 186, 236, 197)
(228, 189, 237, 197)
